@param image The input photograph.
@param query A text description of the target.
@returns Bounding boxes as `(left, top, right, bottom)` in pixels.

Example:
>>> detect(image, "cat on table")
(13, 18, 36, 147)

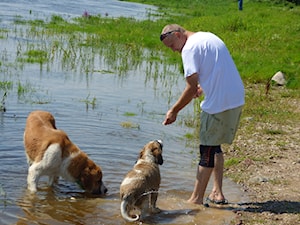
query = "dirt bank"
(223, 84, 300, 225)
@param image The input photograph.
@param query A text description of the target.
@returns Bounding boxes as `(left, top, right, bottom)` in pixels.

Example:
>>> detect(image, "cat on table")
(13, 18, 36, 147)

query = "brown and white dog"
(120, 140, 163, 222)
(23, 110, 107, 195)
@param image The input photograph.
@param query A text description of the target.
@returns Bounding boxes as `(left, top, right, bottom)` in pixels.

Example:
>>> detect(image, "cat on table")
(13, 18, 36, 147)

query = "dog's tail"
(120, 199, 139, 222)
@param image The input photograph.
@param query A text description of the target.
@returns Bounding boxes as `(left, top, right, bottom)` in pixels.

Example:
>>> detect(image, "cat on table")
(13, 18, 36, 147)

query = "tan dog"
(23, 110, 107, 195)
(120, 140, 163, 222)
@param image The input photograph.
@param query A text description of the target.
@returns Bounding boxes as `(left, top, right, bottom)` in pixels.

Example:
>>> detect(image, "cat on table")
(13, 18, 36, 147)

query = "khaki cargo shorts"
(200, 106, 243, 146)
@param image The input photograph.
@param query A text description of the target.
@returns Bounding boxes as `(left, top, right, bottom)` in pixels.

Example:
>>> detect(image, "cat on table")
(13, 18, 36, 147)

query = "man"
(160, 24, 244, 205)
(239, 0, 243, 11)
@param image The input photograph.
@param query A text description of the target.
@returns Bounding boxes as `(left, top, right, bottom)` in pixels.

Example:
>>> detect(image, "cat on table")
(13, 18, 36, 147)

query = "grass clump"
(123, 112, 137, 117)
(120, 121, 140, 129)
(18, 49, 48, 64)
(224, 158, 241, 167)
(80, 94, 97, 110)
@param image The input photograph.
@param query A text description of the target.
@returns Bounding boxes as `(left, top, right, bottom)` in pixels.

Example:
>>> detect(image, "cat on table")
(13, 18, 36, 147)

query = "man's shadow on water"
(214, 200, 300, 214)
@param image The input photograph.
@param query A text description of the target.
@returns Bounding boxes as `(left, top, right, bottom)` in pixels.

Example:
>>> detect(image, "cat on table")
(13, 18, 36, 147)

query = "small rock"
(249, 175, 269, 184)
(271, 71, 286, 86)
(244, 117, 254, 122)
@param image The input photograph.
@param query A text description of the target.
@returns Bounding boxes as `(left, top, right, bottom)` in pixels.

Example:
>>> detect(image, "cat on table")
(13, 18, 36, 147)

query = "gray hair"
(161, 24, 186, 35)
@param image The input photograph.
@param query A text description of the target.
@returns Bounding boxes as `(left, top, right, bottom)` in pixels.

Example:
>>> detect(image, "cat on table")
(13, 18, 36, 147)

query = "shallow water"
(0, 0, 156, 24)
(0, 1, 248, 224)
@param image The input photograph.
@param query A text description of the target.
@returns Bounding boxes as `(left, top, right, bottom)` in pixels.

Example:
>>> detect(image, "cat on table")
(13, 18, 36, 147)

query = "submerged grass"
(18, 49, 48, 64)
(80, 94, 97, 110)
(0, 81, 13, 112)
(120, 121, 140, 129)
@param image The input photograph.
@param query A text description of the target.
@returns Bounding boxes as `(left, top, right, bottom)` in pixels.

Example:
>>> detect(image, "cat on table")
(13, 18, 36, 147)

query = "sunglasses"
(160, 30, 180, 41)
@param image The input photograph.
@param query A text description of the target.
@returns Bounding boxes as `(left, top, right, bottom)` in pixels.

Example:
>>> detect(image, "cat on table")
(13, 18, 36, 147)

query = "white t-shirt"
(182, 32, 245, 114)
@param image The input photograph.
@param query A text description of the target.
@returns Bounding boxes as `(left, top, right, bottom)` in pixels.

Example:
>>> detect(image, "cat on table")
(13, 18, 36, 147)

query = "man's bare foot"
(187, 198, 203, 205)
(207, 193, 227, 204)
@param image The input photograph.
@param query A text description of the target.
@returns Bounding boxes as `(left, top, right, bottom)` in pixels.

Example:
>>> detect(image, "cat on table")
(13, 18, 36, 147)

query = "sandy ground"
(222, 85, 300, 225)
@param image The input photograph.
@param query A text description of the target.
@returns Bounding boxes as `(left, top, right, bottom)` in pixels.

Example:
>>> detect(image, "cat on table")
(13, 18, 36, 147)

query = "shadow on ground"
(239, 200, 300, 214)
(214, 200, 300, 214)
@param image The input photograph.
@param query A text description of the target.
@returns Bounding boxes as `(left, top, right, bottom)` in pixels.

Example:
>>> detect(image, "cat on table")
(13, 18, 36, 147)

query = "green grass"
(80, 94, 97, 110)
(0, 81, 13, 90)
(123, 112, 137, 117)
(17, 49, 48, 64)
(224, 157, 241, 167)
(130, 0, 300, 88)
(23, 0, 299, 88)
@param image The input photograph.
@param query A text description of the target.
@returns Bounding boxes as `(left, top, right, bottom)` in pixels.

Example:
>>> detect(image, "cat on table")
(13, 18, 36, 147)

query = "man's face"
(162, 32, 185, 53)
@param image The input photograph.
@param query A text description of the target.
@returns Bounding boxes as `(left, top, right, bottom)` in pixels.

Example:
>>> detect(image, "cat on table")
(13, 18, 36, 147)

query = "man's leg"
(208, 151, 226, 202)
(188, 165, 213, 204)
(187, 145, 215, 204)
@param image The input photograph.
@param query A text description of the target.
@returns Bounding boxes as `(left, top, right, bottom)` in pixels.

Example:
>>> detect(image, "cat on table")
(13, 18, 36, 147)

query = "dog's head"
(139, 140, 163, 165)
(77, 159, 107, 195)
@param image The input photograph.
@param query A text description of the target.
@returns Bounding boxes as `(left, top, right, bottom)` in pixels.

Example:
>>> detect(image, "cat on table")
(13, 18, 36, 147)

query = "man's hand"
(193, 84, 203, 98)
(162, 109, 177, 125)
(163, 74, 200, 125)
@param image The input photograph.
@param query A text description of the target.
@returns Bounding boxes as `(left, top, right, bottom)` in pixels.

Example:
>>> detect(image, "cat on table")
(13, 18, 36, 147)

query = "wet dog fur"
(120, 140, 163, 222)
(23, 110, 107, 195)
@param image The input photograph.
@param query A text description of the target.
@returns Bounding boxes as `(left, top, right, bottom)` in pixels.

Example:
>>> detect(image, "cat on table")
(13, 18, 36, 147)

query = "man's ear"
(174, 31, 181, 38)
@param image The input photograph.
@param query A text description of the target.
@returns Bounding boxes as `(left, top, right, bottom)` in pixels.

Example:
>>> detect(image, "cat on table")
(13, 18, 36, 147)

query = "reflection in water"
(15, 188, 239, 225)
(0, 0, 157, 24)
(17, 189, 99, 224)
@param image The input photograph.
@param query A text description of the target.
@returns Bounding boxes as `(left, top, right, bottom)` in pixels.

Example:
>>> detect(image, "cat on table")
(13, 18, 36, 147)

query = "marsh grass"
(0, 81, 13, 90)
(80, 94, 97, 110)
(0, 92, 7, 112)
(0, 81, 13, 112)
(123, 112, 137, 117)
(18, 49, 48, 64)
(120, 121, 140, 129)
(20, 0, 299, 88)
(17, 81, 34, 97)
(17, 81, 51, 104)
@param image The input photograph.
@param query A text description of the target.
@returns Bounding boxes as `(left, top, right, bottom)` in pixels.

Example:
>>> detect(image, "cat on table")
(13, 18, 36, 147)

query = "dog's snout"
(101, 183, 108, 195)
(103, 187, 108, 194)
(94, 185, 107, 195)
(158, 156, 163, 165)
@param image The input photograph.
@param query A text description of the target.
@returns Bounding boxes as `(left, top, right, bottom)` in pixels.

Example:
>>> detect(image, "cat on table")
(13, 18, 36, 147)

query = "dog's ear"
(139, 148, 144, 159)
(152, 141, 163, 165)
